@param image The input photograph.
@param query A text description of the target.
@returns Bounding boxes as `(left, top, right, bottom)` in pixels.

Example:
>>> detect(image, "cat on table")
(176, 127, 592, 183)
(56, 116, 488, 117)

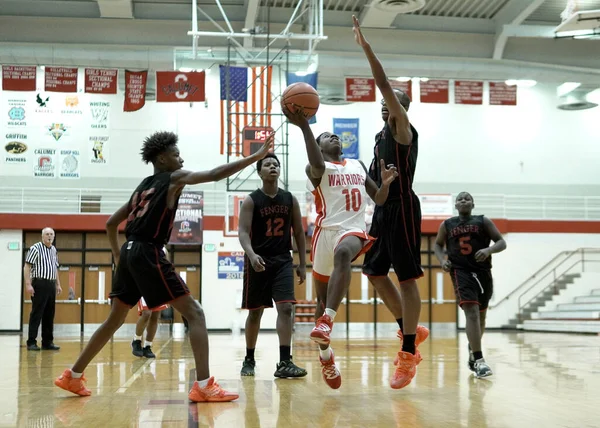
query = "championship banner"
(390, 80, 412, 102)
(454, 81, 483, 105)
(489, 82, 517, 106)
(85, 68, 118, 94)
(45, 67, 78, 93)
(333, 118, 359, 160)
(169, 191, 204, 244)
(419, 80, 449, 104)
(2, 66, 37, 91)
(123, 70, 148, 112)
(156, 71, 206, 102)
(345, 77, 376, 102)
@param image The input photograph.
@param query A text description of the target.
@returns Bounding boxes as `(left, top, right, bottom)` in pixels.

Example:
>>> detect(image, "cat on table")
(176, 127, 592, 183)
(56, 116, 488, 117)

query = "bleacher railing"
(2, 187, 600, 220)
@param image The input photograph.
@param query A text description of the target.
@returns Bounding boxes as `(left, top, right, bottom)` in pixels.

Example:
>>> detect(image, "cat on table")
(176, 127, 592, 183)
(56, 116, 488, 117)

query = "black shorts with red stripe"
(450, 268, 493, 310)
(110, 240, 190, 309)
(362, 194, 424, 283)
(242, 253, 295, 310)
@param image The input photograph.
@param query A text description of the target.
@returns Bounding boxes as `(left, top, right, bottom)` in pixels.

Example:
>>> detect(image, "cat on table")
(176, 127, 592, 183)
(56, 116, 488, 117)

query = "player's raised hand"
(352, 15, 368, 47)
(379, 159, 398, 186)
(250, 254, 266, 272)
(254, 133, 274, 159)
(296, 265, 306, 285)
(282, 104, 309, 127)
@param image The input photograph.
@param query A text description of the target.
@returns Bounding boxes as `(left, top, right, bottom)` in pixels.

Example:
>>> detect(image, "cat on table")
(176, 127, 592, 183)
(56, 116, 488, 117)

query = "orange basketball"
(281, 82, 320, 119)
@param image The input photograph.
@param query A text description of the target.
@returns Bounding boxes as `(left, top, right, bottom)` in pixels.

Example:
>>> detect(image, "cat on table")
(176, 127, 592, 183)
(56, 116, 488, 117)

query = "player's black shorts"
(450, 268, 493, 310)
(110, 241, 190, 309)
(362, 195, 423, 283)
(242, 253, 295, 310)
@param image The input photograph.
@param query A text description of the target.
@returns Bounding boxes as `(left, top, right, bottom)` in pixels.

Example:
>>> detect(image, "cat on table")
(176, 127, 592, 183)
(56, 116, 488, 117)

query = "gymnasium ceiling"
(1, 0, 600, 88)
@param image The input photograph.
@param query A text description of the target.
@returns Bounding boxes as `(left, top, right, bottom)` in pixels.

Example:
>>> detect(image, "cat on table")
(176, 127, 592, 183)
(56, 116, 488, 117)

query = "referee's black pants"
(27, 278, 56, 346)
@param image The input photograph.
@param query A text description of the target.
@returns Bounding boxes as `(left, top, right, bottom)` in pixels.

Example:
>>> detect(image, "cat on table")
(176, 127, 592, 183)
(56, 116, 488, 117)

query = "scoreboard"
(242, 126, 274, 156)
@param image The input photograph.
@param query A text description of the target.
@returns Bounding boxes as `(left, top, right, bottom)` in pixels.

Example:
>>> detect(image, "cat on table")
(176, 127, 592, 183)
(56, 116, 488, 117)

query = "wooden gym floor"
(3, 325, 600, 428)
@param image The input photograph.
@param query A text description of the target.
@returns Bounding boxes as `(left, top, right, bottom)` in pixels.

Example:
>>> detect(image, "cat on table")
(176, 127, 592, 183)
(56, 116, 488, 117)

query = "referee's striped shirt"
(25, 242, 59, 280)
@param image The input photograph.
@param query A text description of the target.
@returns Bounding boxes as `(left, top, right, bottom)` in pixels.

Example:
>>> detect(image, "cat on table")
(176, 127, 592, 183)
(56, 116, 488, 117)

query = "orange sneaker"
(394, 325, 429, 365)
(320, 351, 341, 389)
(54, 368, 91, 396)
(188, 377, 239, 402)
(310, 315, 333, 346)
(390, 351, 421, 389)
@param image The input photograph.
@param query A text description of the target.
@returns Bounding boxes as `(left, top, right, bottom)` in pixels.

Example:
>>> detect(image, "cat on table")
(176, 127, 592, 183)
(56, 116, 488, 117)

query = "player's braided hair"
(140, 131, 178, 164)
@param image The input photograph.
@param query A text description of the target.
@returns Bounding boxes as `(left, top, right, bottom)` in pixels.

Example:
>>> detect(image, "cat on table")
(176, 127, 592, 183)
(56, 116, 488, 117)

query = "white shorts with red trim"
(137, 297, 169, 315)
(311, 227, 375, 282)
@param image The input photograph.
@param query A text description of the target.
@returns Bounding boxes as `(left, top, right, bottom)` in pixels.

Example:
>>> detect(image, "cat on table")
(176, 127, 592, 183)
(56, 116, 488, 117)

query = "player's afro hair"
(140, 131, 178, 164)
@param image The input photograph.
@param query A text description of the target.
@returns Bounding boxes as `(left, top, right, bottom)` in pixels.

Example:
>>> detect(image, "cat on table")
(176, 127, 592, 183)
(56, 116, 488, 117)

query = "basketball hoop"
(560, 0, 579, 22)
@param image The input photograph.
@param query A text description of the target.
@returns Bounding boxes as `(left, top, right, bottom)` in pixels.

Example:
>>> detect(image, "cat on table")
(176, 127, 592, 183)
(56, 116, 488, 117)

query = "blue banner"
(286, 72, 318, 124)
(333, 118, 359, 159)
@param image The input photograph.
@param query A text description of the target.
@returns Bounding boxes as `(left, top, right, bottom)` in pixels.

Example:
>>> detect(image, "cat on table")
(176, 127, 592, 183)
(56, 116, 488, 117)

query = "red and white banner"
(123, 70, 148, 112)
(419, 80, 449, 103)
(345, 77, 376, 102)
(156, 71, 206, 102)
(390, 80, 413, 102)
(489, 82, 517, 106)
(45, 67, 78, 93)
(454, 81, 483, 105)
(84, 68, 118, 94)
(2, 65, 37, 91)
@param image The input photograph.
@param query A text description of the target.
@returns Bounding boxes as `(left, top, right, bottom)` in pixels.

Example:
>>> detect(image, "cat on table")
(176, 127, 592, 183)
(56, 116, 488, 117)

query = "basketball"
(281, 82, 320, 119)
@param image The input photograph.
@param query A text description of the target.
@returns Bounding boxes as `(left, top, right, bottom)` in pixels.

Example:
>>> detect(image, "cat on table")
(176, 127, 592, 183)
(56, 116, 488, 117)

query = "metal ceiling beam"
(242, 0, 261, 48)
(96, 0, 133, 19)
(493, 0, 547, 60)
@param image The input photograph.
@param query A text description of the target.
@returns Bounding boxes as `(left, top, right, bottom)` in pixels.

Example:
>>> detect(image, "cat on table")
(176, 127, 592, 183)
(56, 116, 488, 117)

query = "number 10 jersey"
(307, 159, 368, 231)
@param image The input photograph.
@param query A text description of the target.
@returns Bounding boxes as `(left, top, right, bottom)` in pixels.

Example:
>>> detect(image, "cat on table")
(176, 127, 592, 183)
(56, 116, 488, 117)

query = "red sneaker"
(320, 350, 341, 389)
(188, 377, 239, 402)
(390, 351, 421, 389)
(54, 368, 91, 396)
(310, 315, 333, 346)
(394, 325, 429, 365)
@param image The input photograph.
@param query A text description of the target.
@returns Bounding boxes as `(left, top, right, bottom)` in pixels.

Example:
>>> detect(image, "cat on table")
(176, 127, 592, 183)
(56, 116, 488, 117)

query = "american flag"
(219, 65, 273, 155)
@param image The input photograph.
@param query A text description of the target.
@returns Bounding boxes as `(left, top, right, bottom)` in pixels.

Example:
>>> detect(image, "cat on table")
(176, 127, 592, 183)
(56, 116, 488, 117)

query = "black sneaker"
(132, 340, 143, 357)
(474, 359, 493, 378)
(42, 343, 60, 351)
(274, 360, 307, 378)
(143, 346, 155, 358)
(241, 357, 256, 376)
(27, 342, 40, 351)
(468, 349, 476, 372)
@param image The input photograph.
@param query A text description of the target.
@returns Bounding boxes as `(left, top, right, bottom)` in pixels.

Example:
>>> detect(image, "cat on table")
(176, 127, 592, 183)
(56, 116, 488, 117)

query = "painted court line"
(116, 337, 173, 393)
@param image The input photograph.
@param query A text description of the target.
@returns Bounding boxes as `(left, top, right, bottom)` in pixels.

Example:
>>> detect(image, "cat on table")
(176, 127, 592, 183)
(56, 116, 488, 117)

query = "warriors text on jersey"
(125, 171, 178, 245)
(444, 215, 492, 271)
(248, 189, 294, 257)
(308, 159, 368, 231)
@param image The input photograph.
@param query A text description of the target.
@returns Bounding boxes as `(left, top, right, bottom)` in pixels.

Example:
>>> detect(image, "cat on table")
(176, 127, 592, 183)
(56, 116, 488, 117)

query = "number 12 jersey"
(307, 159, 368, 231)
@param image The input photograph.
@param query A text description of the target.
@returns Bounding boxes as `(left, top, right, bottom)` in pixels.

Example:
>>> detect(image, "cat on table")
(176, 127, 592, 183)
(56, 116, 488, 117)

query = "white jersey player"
(283, 104, 398, 390)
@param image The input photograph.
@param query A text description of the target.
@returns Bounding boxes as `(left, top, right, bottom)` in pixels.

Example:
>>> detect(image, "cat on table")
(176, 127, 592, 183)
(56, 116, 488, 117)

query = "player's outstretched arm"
(475, 217, 507, 262)
(106, 202, 130, 265)
(359, 159, 397, 205)
(238, 196, 265, 272)
(171, 135, 273, 186)
(352, 15, 412, 146)
(282, 105, 325, 180)
(434, 222, 451, 271)
(291, 196, 306, 284)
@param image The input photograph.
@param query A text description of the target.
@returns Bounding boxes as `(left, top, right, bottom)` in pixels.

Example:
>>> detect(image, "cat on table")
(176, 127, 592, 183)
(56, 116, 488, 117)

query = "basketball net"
(560, 0, 579, 22)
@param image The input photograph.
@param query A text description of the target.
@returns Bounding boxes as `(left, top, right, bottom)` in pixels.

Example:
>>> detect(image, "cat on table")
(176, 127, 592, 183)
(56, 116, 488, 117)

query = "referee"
(24, 227, 62, 351)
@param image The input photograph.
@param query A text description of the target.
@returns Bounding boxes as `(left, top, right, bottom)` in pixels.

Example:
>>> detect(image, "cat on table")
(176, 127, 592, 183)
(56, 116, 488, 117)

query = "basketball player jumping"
(353, 15, 429, 389)
(55, 131, 273, 402)
(238, 152, 308, 379)
(284, 106, 398, 389)
(434, 192, 506, 378)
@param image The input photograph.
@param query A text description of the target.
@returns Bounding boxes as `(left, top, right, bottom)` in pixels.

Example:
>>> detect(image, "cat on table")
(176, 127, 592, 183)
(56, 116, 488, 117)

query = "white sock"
(134, 335, 142, 341)
(71, 370, 83, 378)
(145, 341, 152, 348)
(324, 308, 337, 321)
(198, 377, 210, 388)
(319, 346, 332, 361)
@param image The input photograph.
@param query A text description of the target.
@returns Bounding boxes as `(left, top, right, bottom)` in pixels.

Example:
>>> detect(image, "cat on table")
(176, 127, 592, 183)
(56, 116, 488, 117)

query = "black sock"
(246, 348, 255, 360)
(280, 346, 291, 362)
(396, 318, 403, 332)
(473, 351, 483, 360)
(401, 334, 416, 355)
